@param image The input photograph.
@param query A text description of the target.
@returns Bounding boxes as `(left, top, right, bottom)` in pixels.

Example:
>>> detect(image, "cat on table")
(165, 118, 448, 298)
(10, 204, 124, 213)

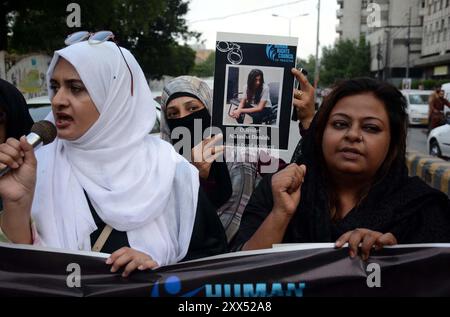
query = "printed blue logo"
(266, 44, 295, 63)
(151, 275, 203, 297)
(205, 282, 305, 297)
(151, 275, 306, 297)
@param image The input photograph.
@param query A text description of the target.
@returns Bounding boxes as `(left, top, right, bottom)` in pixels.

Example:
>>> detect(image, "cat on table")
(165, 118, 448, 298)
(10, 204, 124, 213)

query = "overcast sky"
(185, 0, 339, 59)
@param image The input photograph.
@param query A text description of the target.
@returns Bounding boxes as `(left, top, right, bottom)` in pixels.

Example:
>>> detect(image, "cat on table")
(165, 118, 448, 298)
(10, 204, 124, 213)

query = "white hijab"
(32, 41, 199, 266)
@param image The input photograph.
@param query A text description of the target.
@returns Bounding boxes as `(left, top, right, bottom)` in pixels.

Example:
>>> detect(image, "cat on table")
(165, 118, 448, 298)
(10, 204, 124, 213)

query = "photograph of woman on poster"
(225, 66, 282, 127)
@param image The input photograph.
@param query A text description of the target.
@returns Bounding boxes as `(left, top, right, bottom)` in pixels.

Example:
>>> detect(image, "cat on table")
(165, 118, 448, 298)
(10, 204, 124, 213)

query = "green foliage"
(319, 37, 371, 87)
(1, 0, 198, 78)
(190, 52, 215, 77)
(411, 79, 450, 90)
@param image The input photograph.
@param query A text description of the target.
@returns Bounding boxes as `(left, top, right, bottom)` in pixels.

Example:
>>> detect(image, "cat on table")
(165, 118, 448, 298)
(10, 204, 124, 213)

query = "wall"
(406, 151, 450, 197)
(0, 52, 51, 100)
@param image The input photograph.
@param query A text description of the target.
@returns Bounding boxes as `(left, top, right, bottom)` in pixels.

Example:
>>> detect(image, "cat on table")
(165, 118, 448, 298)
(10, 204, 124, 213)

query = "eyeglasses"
(64, 30, 134, 96)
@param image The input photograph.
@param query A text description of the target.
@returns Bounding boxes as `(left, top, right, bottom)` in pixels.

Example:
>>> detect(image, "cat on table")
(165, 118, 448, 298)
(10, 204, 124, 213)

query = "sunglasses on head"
(64, 30, 134, 96)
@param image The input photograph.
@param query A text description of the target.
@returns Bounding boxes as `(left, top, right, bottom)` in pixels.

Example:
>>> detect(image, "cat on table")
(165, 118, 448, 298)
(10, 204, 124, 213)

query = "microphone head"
(30, 120, 57, 145)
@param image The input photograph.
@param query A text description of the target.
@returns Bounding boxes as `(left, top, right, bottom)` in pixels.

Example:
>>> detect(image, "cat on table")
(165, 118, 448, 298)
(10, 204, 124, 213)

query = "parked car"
(26, 95, 52, 122)
(441, 82, 450, 120)
(150, 90, 163, 135)
(401, 89, 433, 125)
(428, 116, 450, 158)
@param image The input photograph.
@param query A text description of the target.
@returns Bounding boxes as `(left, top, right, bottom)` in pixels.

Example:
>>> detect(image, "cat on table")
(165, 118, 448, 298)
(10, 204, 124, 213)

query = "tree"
(109, 0, 199, 78)
(319, 37, 371, 87)
(190, 52, 215, 77)
(1, 0, 198, 78)
(7, 0, 69, 54)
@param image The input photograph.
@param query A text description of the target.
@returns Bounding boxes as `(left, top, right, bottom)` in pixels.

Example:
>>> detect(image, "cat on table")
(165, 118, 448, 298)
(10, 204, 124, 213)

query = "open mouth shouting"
(55, 112, 74, 129)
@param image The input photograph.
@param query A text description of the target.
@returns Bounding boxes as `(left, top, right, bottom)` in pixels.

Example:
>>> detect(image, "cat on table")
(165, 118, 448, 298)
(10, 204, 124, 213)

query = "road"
(407, 125, 429, 155)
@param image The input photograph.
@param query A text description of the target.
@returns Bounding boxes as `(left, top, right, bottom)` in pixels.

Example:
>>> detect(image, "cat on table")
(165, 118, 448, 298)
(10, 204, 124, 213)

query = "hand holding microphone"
(0, 120, 56, 202)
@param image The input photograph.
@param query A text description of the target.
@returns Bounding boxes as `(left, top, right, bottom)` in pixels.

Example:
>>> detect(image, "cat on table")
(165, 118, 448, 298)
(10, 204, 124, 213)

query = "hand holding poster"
(212, 32, 298, 153)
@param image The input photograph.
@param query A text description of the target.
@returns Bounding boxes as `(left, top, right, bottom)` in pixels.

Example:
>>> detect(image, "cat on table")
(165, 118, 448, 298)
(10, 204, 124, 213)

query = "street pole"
(406, 6, 412, 79)
(385, 29, 390, 81)
(314, 0, 321, 90)
(377, 41, 381, 79)
(272, 13, 309, 37)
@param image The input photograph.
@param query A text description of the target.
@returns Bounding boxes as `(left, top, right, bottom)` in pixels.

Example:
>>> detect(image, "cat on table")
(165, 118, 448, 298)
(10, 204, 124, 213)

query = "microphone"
(0, 120, 57, 177)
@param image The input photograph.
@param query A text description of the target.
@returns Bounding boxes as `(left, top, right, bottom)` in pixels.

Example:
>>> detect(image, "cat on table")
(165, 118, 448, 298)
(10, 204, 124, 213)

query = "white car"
(27, 95, 52, 122)
(401, 89, 433, 125)
(441, 82, 450, 120)
(428, 118, 450, 158)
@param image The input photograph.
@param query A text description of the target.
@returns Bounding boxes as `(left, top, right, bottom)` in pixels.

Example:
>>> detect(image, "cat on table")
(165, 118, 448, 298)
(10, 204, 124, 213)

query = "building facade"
(337, 0, 424, 84)
(336, 0, 366, 41)
(414, 0, 450, 80)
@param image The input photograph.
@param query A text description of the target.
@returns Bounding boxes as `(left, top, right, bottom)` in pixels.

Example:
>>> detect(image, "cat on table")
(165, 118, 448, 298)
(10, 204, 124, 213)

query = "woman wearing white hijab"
(0, 40, 226, 276)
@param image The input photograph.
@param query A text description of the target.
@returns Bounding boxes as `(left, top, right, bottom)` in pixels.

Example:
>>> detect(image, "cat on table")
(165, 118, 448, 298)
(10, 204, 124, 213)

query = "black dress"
(199, 161, 232, 209)
(0, 79, 34, 211)
(87, 188, 228, 260)
(233, 118, 450, 250)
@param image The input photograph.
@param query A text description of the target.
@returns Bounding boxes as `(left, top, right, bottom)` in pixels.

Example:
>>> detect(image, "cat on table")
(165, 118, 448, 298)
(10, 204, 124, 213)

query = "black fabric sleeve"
(182, 188, 228, 261)
(230, 173, 275, 251)
(85, 191, 130, 254)
(290, 115, 316, 164)
(199, 161, 232, 209)
(389, 196, 450, 244)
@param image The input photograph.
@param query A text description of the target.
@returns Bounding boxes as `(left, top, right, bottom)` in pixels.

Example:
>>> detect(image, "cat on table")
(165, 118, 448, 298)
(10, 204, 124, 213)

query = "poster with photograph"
(212, 32, 298, 150)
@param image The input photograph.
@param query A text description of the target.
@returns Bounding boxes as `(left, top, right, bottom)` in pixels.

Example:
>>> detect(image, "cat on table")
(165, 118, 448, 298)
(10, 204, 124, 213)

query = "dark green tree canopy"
(319, 37, 371, 87)
(190, 51, 215, 77)
(1, 0, 198, 78)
